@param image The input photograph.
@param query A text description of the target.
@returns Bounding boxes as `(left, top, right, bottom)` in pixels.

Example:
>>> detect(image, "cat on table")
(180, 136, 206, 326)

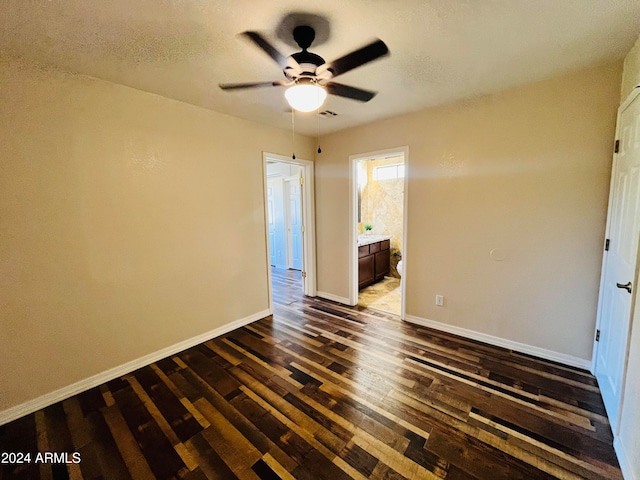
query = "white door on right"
(286, 176, 304, 271)
(595, 90, 640, 433)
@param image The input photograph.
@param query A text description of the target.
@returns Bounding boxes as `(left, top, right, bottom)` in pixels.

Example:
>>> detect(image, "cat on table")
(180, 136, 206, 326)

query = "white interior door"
(267, 181, 276, 267)
(285, 175, 303, 271)
(267, 178, 287, 268)
(595, 91, 640, 432)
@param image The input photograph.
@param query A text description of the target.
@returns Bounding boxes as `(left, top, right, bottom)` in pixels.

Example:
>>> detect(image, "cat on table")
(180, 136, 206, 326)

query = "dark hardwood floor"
(1, 267, 621, 479)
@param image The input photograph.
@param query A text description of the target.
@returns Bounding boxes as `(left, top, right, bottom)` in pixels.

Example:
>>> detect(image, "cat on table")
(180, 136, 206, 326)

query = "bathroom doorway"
(350, 147, 408, 318)
(263, 152, 316, 311)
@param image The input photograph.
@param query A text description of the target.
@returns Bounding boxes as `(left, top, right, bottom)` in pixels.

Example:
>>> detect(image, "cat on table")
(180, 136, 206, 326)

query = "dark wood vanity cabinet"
(358, 239, 390, 289)
(374, 248, 390, 281)
(358, 253, 375, 287)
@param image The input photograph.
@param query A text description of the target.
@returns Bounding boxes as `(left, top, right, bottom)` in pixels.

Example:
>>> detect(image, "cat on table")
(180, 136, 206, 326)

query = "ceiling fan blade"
(325, 82, 377, 102)
(242, 31, 289, 68)
(219, 80, 288, 90)
(319, 39, 389, 78)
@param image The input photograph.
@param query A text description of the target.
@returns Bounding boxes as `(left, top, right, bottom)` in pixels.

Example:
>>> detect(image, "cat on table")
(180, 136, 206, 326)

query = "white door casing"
(263, 153, 317, 311)
(594, 89, 640, 433)
(349, 146, 409, 318)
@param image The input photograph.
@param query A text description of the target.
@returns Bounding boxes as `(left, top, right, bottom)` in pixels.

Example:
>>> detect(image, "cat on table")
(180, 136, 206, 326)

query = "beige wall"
(617, 33, 640, 480)
(621, 34, 640, 101)
(0, 59, 313, 414)
(316, 62, 621, 361)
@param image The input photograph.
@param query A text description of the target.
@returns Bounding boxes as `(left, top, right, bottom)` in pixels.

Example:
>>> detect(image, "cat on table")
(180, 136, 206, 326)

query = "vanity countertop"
(357, 235, 391, 247)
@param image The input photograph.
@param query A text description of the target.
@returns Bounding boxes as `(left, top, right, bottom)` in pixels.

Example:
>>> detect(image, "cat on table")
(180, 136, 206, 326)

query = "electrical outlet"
(435, 295, 444, 306)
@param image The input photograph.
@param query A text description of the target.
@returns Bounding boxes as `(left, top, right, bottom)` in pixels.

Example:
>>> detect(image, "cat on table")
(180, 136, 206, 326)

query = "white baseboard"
(615, 436, 637, 480)
(0, 309, 270, 426)
(316, 291, 354, 306)
(404, 315, 591, 370)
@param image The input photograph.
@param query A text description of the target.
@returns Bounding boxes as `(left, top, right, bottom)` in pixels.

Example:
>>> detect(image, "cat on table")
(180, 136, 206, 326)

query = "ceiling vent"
(317, 110, 338, 118)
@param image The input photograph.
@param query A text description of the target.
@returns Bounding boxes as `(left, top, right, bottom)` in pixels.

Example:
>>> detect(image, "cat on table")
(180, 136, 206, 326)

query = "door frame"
(263, 152, 316, 312)
(349, 146, 409, 319)
(592, 86, 640, 433)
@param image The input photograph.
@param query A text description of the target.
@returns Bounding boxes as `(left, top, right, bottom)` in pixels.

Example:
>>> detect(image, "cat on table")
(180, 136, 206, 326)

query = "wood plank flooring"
(0, 267, 622, 479)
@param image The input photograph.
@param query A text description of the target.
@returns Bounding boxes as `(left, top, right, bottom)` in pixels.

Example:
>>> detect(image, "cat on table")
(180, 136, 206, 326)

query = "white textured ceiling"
(1, 0, 639, 135)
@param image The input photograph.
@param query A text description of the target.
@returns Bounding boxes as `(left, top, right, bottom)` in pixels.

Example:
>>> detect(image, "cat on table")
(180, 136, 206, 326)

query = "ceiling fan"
(219, 25, 389, 112)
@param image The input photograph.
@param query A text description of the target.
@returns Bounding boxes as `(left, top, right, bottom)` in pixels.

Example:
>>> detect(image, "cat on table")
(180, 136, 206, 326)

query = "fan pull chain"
(316, 106, 322, 154)
(291, 108, 296, 160)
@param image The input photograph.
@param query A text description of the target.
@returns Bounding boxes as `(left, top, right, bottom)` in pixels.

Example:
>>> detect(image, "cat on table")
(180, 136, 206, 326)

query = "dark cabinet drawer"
(358, 245, 370, 258)
(380, 239, 390, 251)
(369, 242, 380, 254)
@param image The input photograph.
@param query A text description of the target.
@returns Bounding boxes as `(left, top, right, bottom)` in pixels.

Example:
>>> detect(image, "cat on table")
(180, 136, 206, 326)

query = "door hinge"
(614, 139, 619, 153)
(300, 177, 304, 185)
(301, 225, 305, 233)
(605, 238, 610, 251)
(302, 271, 307, 278)
(596, 329, 600, 342)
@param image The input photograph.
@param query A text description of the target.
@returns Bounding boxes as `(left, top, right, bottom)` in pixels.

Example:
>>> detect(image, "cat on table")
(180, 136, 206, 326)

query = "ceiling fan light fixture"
(285, 83, 327, 112)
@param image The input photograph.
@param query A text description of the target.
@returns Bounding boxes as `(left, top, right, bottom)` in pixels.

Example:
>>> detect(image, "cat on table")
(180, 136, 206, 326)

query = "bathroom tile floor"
(358, 276, 401, 315)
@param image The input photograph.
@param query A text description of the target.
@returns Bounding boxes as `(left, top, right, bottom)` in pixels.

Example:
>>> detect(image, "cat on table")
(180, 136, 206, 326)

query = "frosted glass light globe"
(285, 84, 327, 112)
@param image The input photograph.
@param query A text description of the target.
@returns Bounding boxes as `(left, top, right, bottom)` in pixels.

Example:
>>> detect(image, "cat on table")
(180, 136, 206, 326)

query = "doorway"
(263, 152, 316, 311)
(593, 88, 640, 434)
(267, 168, 302, 270)
(350, 147, 409, 318)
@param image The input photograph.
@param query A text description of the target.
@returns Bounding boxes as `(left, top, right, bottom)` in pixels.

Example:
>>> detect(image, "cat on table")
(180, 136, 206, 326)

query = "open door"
(285, 174, 303, 271)
(266, 177, 287, 269)
(594, 88, 640, 433)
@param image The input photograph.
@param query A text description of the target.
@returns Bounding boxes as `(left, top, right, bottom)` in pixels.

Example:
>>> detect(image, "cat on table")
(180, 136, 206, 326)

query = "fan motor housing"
(285, 51, 326, 80)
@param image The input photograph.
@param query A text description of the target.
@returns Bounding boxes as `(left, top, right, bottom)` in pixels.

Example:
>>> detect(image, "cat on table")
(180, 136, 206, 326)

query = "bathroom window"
(373, 164, 404, 181)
